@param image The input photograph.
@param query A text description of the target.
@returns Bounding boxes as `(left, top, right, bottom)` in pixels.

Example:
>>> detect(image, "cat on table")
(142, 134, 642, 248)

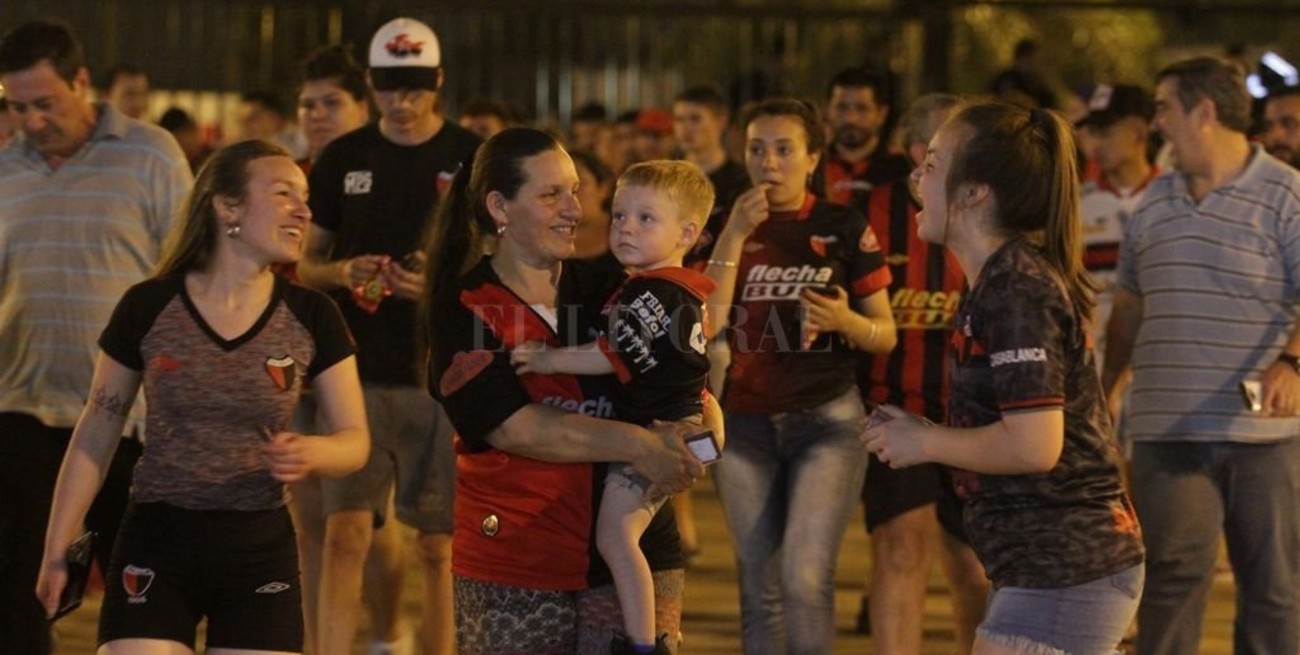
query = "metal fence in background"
(6, 0, 1300, 129)
(1, 0, 905, 126)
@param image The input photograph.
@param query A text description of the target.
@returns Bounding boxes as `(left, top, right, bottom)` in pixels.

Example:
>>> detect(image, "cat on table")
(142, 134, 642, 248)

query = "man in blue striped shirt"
(0, 19, 191, 654)
(1104, 57, 1300, 655)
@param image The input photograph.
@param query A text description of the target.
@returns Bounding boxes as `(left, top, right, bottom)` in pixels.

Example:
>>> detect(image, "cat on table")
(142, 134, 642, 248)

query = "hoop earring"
(225, 224, 242, 238)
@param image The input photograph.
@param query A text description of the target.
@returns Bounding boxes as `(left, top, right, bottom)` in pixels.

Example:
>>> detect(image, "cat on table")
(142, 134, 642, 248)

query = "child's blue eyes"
(612, 213, 655, 223)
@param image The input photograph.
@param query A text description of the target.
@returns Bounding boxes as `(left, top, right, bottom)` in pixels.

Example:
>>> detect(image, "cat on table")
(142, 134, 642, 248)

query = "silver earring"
(496, 224, 506, 236)
(225, 224, 241, 238)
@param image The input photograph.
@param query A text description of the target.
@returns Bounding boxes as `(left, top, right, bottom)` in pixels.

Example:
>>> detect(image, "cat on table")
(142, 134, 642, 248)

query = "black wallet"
(52, 531, 96, 621)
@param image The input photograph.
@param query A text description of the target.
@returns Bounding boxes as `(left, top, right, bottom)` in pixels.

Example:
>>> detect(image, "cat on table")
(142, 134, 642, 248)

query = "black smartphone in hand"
(52, 531, 96, 621)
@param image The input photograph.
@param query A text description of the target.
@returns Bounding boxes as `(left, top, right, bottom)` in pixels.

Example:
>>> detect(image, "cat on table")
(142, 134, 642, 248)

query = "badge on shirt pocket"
(265, 355, 297, 392)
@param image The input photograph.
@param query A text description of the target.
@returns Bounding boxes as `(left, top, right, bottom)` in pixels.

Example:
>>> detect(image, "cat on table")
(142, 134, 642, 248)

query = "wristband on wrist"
(706, 259, 738, 268)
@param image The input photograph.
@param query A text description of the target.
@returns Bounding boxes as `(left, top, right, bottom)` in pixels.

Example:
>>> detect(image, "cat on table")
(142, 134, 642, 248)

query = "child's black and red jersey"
(722, 195, 891, 413)
(861, 179, 963, 422)
(947, 237, 1144, 589)
(429, 258, 681, 591)
(596, 268, 716, 426)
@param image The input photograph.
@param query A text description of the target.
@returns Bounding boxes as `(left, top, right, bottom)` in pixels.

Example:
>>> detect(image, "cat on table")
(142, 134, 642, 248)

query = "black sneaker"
(854, 593, 871, 635)
(610, 631, 672, 655)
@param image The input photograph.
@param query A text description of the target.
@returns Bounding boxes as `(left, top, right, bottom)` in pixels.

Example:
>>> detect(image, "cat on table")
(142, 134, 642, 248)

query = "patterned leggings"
(455, 569, 685, 655)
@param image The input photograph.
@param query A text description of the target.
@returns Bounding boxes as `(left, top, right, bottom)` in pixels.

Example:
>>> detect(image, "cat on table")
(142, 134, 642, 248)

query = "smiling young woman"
(36, 140, 369, 655)
(865, 103, 1143, 655)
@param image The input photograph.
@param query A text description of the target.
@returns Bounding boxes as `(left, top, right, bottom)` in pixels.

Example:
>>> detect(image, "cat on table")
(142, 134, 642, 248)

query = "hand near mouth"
(725, 184, 773, 238)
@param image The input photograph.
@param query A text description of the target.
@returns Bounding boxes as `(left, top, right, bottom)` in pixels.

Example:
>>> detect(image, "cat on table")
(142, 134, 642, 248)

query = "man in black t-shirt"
(298, 17, 481, 655)
(672, 85, 750, 270)
(669, 85, 749, 560)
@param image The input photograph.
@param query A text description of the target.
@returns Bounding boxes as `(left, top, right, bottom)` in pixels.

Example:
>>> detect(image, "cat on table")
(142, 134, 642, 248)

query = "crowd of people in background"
(1, 11, 1299, 655)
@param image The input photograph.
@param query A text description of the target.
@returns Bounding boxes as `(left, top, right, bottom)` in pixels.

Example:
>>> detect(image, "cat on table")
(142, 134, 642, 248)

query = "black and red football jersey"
(429, 258, 681, 591)
(596, 268, 715, 426)
(814, 148, 911, 215)
(722, 195, 891, 413)
(860, 179, 963, 423)
(947, 237, 1143, 589)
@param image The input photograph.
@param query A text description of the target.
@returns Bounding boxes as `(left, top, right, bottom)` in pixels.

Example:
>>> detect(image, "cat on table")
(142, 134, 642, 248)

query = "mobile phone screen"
(685, 430, 720, 465)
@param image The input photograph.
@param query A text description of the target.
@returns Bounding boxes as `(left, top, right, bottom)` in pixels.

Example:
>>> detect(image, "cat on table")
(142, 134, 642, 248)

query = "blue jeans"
(978, 564, 1143, 655)
(717, 388, 868, 655)
(1131, 438, 1300, 655)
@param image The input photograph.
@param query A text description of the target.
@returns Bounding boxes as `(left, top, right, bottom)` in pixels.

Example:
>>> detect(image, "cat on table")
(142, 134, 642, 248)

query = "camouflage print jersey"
(947, 237, 1144, 589)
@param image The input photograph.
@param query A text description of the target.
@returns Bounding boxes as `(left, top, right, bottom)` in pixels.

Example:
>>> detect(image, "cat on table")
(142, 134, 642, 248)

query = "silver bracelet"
(706, 259, 738, 268)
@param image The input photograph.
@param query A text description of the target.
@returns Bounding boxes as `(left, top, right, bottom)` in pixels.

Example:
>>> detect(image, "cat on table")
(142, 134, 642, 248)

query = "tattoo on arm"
(91, 386, 130, 418)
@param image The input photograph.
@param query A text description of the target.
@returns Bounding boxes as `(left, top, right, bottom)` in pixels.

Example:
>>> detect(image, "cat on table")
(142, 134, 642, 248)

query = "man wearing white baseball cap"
(1075, 83, 1157, 367)
(298, 16, 481, 655)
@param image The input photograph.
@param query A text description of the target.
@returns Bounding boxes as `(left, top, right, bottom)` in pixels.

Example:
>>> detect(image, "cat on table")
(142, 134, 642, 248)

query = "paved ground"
(52, 473, 1235, 654)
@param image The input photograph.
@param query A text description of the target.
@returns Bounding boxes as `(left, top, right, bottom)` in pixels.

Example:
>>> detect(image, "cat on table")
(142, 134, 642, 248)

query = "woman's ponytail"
(947, 103, 1096, 321)
(1032, 108, 1096, 322)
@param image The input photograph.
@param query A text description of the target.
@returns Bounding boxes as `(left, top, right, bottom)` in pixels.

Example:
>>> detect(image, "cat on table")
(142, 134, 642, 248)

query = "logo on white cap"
(369, 18, 441, 69)
(1088, 85, 1115, 112)
(386, 34, 425, 58)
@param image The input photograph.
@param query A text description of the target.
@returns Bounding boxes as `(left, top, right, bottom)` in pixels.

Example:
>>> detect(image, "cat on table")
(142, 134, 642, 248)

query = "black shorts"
(98, 502, 303, 651)
(935, 484, 969, 544)
(862, 453, 945, 532)
(862, 455, 972, 543)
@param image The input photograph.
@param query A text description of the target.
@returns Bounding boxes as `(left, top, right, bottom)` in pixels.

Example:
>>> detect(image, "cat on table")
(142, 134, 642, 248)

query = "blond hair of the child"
(616, 160, 716, 232)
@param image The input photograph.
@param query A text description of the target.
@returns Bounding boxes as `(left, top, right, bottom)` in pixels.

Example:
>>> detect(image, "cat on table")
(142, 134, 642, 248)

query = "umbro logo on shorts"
(255, 581, 292, 594)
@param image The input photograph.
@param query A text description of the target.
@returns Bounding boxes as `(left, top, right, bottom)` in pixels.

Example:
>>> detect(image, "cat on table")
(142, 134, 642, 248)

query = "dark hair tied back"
(1030, 107, 1057, 158)
(420, 128, 563, 355)
(946, 103, 1095, 321)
